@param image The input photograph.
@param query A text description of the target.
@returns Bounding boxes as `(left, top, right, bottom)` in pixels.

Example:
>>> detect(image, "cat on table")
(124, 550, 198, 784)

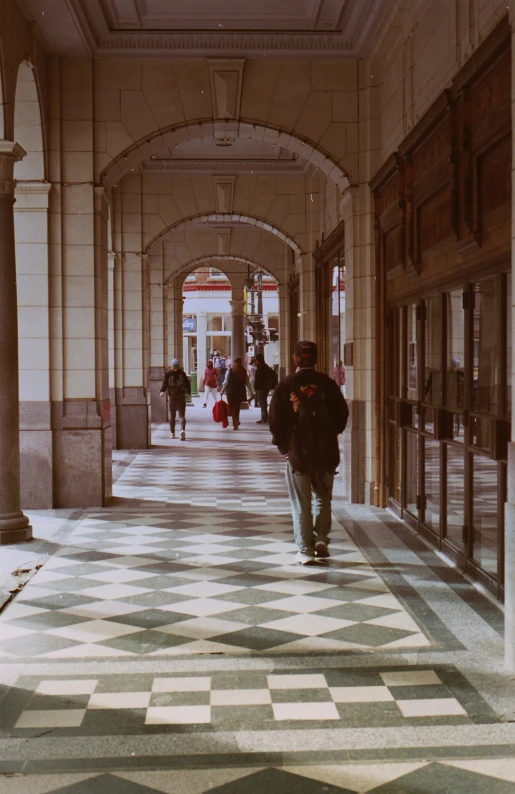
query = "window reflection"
(445, 444, 465, 548)
(405, 432, 418, 516)
(407, 304, 418, 401)
(472, 455, 498, 577)
(446, 290, 465, 412)
(424, 439, 440, 532)
(424, 297, 442, 404)
(331, 255, 345, 392)
(472, 280, 499, 415)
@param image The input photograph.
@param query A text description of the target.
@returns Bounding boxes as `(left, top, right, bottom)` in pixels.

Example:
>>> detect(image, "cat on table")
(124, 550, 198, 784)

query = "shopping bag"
(212, 398, 231, 428)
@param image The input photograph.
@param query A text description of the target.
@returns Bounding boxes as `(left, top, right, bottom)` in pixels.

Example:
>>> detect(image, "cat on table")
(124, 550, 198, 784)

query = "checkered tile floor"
(0, 508, 429, 658)
(6, 665, 496, 734)
(0, 408, 510, 792)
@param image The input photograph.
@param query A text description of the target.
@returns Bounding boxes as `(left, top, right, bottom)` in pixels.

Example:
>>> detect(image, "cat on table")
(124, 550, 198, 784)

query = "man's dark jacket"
(160, 369, 191, 397)
(254, 361, 275, 391)
(269, 368, 349, 473)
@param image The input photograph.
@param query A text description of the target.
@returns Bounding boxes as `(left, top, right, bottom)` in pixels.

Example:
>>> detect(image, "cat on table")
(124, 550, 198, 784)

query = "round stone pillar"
(230, 299, 246, 361)
(0, 142, 32, 543)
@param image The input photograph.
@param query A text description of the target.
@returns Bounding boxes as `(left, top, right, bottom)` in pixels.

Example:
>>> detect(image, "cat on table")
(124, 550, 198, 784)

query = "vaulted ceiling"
(17, 0, 394, 57)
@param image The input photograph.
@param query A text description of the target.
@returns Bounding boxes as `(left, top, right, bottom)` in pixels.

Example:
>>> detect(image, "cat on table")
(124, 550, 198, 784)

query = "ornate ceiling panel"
(16, 0, 395, 57)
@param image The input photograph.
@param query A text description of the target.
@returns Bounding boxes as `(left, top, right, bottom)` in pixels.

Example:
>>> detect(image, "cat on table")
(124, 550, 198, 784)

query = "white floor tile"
(36, 680, 98, 696)
(268, 674, 328, 690)
(396, 698, 467, 718)
(272, 702, 340, 721)
(380, 670, 442, 687)
(88, 692, 151, 709)
(211, 689, 271, 706)
(152, 677, 212, 692)
(15, 710, 86, 729)
(145, 705, 211, 724)
(329, 686, 394, 703)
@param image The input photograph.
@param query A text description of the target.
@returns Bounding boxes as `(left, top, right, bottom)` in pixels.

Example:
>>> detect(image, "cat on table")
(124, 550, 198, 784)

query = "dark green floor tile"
(4, 611, 90, 630)
(388, 684, 450, 700)
(271, 688, 332, 703)
(316, 603, 398, 622)
(20, 593, 99, 611)
(36, 577, 100, 592)
(216, 589, 280, 606)
(324, 669, 384, 687)
(216, 561, 273, 573)
(150, 691, 210, 707)
(94, 674, 154, 693)
(210, 768, 354, 793)
(42, 772, 160, 793)
(109, 609, 183, 629)
(214, 627, 299, 651)
(335, 701, 406, 728)
(120, 591, 191, 608)
(221, 606, 292, 625)
(314, 586, 384, 603)
(81, 709, 147, 733)
(215, 573, 281, 588)
(322, 624, 416, 647)
(211, 705, 274, 725)
(371, 762, 515, 793)
(1, 634, 79, 657)
(211, 671, 269, 689)
(99, 630, 191, 654)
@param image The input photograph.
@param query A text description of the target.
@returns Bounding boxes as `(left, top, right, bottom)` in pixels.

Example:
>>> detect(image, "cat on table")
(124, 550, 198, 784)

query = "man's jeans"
(285, 463, 334, 556)
(256, 389, 269, 422)
(169, 397, 186, 434)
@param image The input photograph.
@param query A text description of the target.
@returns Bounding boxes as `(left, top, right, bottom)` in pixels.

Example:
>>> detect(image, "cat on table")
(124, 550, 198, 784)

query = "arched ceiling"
(104, 122, 348, 191)
(158, 223, 289, 284)
(146, 212, 300, 257)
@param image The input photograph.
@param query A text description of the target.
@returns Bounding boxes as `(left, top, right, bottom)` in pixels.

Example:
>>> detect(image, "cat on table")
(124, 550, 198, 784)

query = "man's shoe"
(170, 432, 175, 439)
(180, 430, 186, 441)
(315, 541, 330, 559)
(256, 419, 264, 424)
(202, 403, 206, 408)
(296, 551, 315, 565)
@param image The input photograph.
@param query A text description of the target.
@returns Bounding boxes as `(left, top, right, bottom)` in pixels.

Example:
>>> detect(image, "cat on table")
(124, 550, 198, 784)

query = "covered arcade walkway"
(1, 403, 515, 793)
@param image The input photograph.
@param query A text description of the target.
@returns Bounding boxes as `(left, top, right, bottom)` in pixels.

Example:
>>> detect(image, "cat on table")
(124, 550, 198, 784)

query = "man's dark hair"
(294, 340, 317, 367)
(255, 353, 265, 364)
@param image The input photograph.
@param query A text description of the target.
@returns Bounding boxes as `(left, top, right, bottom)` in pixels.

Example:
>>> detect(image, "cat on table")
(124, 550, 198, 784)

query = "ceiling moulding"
(94, 32, 354, 56)
(213, 177, 235, 214)
(140, 160, 307, 174)
(215, 229, 231, 256)
(207, 59, 245, 124)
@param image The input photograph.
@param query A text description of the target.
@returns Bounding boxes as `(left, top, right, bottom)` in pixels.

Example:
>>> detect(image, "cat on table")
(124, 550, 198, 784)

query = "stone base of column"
(0, 513, 32, 544)
(149, 368, 166, 424)
(19, 402, 53, 509)
(52, 400, 112, 508)
(115, 388, 151, 449)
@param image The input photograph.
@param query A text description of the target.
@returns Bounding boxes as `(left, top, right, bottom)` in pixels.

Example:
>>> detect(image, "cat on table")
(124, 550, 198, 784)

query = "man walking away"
(269, 341, 348, 564)
(254, 353, 278, 425)
(203, 359, 219, 408)
(160, 358, 191, 441)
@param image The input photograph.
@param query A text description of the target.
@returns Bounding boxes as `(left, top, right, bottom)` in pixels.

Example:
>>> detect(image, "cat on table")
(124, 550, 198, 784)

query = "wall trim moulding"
(140, 160, 307, 174)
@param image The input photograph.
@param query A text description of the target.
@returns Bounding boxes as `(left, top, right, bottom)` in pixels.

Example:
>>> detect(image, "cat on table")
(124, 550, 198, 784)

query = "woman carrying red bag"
(221, 357, 254, 430)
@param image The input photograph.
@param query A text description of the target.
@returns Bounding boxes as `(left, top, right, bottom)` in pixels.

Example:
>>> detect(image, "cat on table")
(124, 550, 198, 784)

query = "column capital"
(230, 299, 245, 314)
(14, 180, 51, 210)
(0, 141, 26, 198)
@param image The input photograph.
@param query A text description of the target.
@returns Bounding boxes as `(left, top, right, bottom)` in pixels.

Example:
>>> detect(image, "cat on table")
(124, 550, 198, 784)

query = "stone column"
(506, 0, 515, 673)
(196, 311, 208, 384)
(149, 247, 167, 424)
(278, 283, 289, 381)
(0, 141, 32, 543)
(341, 185, 376, 505)
(230, 296, 246, 361)
(15, 180, 53, 508)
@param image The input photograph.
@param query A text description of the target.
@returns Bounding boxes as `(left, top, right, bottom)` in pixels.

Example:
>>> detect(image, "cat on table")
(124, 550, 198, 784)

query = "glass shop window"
(423, 296, 442, 405)
(472, 279, 499, 416)
(407, 304, 418, 401)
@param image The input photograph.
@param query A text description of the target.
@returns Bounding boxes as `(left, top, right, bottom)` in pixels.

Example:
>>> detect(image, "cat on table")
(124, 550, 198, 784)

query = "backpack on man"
(167, 370, 187, 400)
(264, 366, 278, 391)
(288, 379, 334, 475)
